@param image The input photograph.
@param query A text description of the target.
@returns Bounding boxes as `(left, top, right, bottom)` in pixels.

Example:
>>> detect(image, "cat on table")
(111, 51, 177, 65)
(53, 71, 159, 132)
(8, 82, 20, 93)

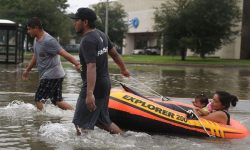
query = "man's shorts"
(73, 93, 112, 130)
(35, 78, 64, 105)
(73, 79, 112, 129)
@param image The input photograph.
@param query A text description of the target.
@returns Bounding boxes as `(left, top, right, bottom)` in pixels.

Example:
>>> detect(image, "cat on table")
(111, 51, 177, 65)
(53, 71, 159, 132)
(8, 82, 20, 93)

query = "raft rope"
(110, 74, 214, 137)
(130, 76, 171, 101)
(111, 74, 170, 101)
(186, 110, 215, 137)
(111, 78, 167, 100)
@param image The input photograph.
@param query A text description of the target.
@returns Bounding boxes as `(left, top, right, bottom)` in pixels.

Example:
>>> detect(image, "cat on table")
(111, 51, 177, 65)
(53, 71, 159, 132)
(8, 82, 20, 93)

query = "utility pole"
(105, 0, 109, 35)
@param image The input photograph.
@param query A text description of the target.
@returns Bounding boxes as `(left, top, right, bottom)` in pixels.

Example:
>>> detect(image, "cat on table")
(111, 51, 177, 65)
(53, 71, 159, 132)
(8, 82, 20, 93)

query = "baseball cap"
(70, 8, 97, 22)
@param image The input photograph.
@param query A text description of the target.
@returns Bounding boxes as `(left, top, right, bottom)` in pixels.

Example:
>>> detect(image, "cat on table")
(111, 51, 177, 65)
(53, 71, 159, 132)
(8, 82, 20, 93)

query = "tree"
(185, 0, 241, 58)
(0, 0, 72, 44)
(92, 1, 128, 49)
(154, 0, 241, 59)
(154, 0, 191, 60)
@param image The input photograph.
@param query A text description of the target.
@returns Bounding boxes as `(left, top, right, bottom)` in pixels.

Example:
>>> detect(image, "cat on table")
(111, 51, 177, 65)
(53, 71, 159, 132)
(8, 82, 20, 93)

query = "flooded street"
(0, 63, 250, 150)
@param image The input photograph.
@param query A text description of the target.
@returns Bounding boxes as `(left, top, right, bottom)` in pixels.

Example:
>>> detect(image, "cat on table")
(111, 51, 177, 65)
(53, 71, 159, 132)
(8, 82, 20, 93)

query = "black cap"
(70, 8, 97, 22)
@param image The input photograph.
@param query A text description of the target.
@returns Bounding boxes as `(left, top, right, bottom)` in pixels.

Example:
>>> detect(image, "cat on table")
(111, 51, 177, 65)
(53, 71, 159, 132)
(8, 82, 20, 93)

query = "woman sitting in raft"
(194, 91, 238, 125)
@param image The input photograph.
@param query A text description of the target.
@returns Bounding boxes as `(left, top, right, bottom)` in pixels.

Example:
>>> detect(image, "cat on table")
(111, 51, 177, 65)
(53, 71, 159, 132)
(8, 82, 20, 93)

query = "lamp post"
(105, 0, 109, 35)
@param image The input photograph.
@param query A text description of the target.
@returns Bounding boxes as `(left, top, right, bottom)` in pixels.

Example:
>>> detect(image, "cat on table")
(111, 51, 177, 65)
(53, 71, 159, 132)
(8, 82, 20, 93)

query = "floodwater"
(0, 63, 250, 150)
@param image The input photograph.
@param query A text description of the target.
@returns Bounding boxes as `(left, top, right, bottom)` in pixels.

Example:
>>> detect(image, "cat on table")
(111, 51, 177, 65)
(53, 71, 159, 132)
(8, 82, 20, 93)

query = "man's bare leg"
(75, 125, 82, 136)
(109, 122, 123, 134)
(36, 101, 44, 110)
(56, 101, 74, 110)
(97, 122, 123, 134)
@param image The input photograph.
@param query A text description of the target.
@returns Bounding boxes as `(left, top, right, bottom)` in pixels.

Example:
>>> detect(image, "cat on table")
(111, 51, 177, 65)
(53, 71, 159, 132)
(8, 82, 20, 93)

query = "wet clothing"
(34, 32, 65, 79)
(73, 29, 113, 129)
(78, 29, 112, 83)
(34, 32, 65, 103)
(35, 78, 63, 105)
(221, 110, 230, 125)
(73, 85, 112, 129)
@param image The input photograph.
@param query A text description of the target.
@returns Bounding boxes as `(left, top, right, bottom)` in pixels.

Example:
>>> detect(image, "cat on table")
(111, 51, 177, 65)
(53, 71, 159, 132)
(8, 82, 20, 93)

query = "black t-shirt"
(79, 29, 113, 97)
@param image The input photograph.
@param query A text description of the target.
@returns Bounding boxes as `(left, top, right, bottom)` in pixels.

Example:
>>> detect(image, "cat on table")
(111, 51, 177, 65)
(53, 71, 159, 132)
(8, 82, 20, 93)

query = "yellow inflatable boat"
(108, 86, 249, 139)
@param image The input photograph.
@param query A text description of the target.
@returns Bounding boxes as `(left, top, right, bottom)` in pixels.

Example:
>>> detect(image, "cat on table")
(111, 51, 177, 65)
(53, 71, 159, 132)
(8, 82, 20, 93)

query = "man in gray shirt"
(22, 17, 81, 110)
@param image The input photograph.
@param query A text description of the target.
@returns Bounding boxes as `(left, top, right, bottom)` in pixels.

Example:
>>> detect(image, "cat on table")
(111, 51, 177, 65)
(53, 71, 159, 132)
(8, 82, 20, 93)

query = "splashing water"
(39, 103, 74, 119)
(39, 121, 75, 142)
(5, 100, 35, 110)
(0, 100, 74, 121)
(0, 100, 37, 118)
(38, 122, 154, 150)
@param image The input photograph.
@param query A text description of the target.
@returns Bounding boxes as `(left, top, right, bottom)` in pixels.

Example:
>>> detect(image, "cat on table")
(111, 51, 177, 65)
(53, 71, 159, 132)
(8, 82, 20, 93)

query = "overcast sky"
(66, 0, 114, 13)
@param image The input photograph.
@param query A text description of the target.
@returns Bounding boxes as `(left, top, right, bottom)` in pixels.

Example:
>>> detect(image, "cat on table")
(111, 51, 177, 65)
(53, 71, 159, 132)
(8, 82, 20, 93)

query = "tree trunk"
(200, 52, 206, 58)
(180, 49, 187, 61)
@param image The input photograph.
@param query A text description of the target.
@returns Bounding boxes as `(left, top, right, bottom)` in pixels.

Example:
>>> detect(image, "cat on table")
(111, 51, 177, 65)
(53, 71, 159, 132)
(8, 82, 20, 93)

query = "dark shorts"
(35, 78, 64, 105)
(73, 79, 112, 129)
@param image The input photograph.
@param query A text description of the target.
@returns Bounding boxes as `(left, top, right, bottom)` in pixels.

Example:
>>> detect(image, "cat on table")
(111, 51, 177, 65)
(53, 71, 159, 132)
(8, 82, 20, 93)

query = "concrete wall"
(118, 0, 165, 54)
(118, 0, 244, 58)
(123, 33, 135, 54)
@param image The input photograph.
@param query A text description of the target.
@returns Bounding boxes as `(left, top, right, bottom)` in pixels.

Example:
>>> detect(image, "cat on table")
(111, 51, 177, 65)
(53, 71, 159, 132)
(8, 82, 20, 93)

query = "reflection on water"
(2, 64, 250, 99)
(0, 63, 250, 149)
(111, 64, 250, 100)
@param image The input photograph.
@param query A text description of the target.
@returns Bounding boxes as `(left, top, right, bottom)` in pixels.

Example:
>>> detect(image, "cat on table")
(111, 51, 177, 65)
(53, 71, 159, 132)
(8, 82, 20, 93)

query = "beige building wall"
(123, 34, 135, 53)
(219, 0, 243, 59)
(118, 0, 165, 54)
(118, 0, 243, 58)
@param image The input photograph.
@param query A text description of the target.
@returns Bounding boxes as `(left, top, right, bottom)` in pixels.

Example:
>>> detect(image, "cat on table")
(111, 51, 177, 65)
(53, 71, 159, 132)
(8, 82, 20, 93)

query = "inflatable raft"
(108, 86, 249, 139)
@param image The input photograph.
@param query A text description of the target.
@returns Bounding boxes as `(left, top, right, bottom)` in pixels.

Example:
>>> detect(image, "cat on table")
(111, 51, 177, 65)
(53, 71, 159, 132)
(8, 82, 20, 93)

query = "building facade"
(118, 0, 165, 55)
(117, 0, 246, 59)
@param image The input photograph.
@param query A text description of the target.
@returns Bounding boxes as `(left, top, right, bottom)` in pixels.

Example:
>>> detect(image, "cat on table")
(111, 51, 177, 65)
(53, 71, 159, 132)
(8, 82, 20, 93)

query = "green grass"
(121, 55, 250, 67)
(23, 52, 250, 67)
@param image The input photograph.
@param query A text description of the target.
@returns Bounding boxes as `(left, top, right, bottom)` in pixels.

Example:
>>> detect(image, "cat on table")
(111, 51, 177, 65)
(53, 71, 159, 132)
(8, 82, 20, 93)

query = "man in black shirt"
(71, 7, 130, 135)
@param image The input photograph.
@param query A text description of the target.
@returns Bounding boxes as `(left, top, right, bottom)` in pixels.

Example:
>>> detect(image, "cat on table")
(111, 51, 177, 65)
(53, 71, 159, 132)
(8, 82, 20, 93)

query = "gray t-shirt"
(34, 32, 65, 79)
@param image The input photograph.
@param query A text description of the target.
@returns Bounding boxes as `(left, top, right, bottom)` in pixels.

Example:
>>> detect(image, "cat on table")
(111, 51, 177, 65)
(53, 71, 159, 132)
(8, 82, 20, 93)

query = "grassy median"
(23, 52, 250, 67)
(120, 55, 250, 67)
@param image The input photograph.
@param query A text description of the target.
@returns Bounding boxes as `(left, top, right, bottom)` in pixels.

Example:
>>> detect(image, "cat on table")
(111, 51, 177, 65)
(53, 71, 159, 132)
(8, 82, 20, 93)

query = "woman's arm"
(201, 111, 228, 124)
(194, 108, 210, 116)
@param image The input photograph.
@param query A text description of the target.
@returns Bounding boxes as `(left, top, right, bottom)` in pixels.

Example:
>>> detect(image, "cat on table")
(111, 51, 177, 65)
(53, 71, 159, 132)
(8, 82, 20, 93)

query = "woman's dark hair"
(195, 94, 209, 106)
(27, 17, 43, 29)
(215, 91, 238, 110)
